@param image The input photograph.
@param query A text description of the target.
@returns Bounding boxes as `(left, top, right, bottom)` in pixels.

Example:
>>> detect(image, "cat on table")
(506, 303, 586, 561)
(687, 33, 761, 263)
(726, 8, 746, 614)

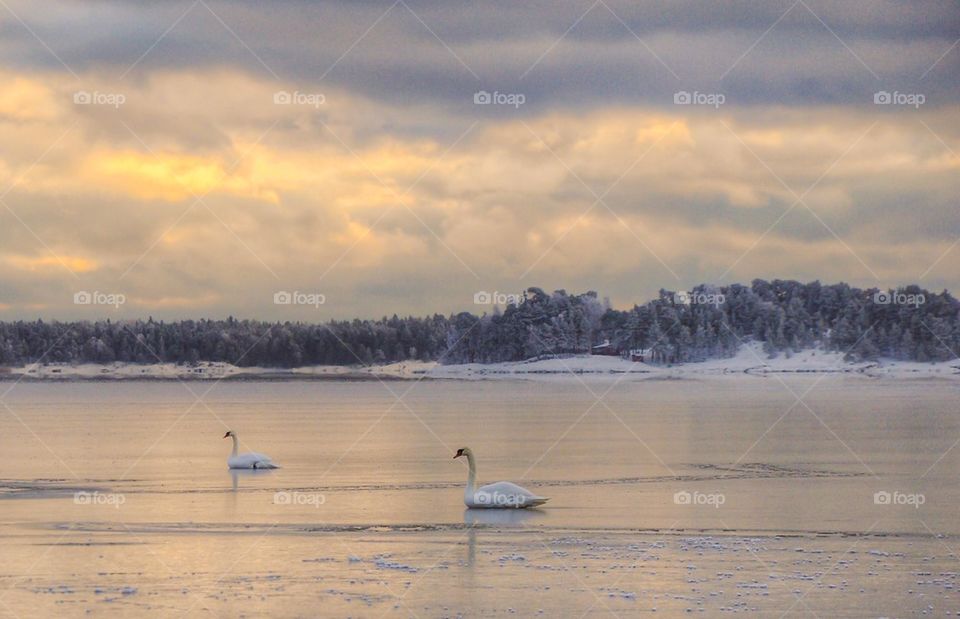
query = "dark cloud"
(2, 0, 956, 114)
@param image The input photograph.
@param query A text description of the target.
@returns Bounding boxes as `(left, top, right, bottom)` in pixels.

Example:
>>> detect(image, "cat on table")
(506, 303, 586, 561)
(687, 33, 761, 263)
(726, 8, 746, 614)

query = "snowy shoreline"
(3, 343, 958, 382)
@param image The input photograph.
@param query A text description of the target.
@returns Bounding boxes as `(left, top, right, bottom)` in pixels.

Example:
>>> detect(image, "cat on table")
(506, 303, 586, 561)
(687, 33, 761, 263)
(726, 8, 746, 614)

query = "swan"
(223, 431, 279, 469)
(453, 447, 548, 509)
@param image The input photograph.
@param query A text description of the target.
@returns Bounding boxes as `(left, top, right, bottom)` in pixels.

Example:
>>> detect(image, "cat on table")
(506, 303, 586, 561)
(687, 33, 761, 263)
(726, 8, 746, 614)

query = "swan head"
(223, 431, 234, 439)
(453, 447, 471, 459)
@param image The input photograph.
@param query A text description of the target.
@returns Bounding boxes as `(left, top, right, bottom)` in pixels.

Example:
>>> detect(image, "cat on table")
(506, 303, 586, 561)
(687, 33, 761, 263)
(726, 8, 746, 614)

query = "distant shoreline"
(0, 373, 416, 382)
(3, 343, 958, 382)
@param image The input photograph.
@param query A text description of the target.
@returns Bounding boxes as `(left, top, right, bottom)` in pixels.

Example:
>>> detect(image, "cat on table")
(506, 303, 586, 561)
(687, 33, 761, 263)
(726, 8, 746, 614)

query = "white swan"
(223, 431, 279, 469)
(453, 447, 548, 509)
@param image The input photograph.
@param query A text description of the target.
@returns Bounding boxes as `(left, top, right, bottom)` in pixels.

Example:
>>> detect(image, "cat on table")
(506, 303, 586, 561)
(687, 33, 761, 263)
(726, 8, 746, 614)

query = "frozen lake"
(1, 378, 958, 616)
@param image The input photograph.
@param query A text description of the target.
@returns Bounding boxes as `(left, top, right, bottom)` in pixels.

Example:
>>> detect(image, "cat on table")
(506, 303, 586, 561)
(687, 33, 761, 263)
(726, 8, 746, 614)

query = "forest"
(0, 280, 956, 368)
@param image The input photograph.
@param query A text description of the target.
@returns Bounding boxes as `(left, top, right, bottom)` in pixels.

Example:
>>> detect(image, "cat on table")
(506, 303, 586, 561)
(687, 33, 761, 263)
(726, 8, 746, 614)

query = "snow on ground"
(420, 342, 958, 380)
(3, 343, 957, 381)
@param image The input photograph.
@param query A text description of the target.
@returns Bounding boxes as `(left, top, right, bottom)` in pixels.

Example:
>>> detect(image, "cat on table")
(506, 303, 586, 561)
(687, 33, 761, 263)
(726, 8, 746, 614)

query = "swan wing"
(228, 452, 280, 469)
(469, 481, 548, 508)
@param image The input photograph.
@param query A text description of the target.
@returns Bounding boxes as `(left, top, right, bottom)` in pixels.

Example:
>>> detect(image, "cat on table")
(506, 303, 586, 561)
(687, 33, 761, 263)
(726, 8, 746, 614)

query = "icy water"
(1, 378, 959, 617)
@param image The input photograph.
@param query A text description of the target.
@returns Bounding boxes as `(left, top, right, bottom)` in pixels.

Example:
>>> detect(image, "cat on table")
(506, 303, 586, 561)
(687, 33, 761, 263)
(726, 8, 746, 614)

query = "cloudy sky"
(0, 0, 957, 320)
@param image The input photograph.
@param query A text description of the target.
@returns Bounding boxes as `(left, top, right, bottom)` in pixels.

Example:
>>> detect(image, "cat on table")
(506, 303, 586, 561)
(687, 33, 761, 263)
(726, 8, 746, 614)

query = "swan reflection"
(463, 508, 547, 568)
(463, 508, 546, 526)
(229, 468, 276, 493)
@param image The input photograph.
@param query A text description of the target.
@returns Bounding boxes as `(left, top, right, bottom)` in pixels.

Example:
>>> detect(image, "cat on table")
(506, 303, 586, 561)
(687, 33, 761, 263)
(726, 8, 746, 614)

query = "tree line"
(446, 281, 958, 364)
(0, 280, 957, 368)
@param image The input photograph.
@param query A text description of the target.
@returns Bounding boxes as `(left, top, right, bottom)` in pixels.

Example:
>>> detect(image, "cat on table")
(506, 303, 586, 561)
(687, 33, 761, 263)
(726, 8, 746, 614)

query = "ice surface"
(1, 379, 957, 616)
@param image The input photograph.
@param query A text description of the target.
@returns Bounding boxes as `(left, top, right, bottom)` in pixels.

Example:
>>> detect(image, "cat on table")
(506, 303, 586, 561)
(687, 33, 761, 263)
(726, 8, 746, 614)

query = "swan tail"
(527, 497, 549, 507)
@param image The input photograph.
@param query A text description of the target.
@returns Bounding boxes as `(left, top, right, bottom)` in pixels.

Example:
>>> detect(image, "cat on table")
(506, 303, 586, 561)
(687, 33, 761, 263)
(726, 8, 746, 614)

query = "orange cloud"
(7, 255, 98, 273)
(87, 151, 226, 201)
(0, 76, 60, 121)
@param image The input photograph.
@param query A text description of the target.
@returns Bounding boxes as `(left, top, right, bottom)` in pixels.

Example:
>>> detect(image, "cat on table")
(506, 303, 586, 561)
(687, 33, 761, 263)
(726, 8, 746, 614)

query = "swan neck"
(230, 435, 238, 456)
(465, 452, 476, 493)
